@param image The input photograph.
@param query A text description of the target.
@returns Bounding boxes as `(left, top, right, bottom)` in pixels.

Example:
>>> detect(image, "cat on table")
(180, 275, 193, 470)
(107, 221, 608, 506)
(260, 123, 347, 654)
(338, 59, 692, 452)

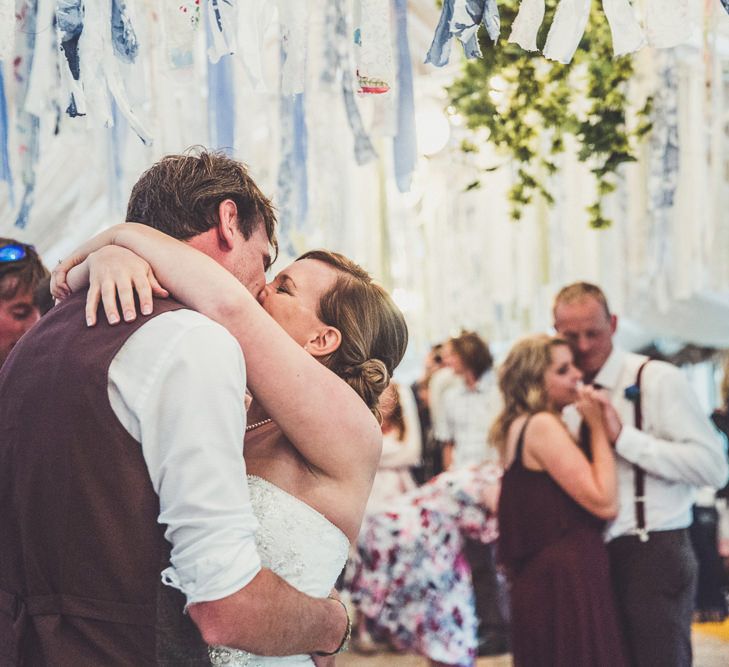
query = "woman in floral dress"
(343, 464, 501, 667)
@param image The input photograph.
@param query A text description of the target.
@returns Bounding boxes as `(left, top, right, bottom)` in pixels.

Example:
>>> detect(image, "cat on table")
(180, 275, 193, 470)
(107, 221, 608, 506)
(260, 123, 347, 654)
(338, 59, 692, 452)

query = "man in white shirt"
(554, 282, 729, 667)
(0, 151, 348, 664)
(434, 331, 508, 656)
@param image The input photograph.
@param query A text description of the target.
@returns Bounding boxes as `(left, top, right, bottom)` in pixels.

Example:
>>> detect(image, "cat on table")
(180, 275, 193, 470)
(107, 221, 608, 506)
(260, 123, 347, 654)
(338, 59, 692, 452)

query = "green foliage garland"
(446, 0, 652, 228)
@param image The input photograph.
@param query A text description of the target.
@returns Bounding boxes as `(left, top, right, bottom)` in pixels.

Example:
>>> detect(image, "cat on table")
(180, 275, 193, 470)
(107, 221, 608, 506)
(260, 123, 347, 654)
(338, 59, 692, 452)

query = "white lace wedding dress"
(208, 475, 350, 666)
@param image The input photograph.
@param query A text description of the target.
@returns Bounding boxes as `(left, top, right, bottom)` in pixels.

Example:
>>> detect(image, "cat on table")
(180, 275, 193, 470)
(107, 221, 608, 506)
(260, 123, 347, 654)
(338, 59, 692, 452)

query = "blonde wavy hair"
(489, 333, 570, 458)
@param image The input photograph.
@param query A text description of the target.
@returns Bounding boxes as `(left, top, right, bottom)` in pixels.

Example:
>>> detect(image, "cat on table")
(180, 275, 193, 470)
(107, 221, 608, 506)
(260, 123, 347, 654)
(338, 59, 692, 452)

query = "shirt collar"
(593, 345, 626, 391)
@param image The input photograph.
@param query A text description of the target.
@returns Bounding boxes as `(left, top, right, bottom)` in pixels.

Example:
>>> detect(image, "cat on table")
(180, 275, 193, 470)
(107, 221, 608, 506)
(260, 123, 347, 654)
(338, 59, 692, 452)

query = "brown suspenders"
(632, 360, 651, 542)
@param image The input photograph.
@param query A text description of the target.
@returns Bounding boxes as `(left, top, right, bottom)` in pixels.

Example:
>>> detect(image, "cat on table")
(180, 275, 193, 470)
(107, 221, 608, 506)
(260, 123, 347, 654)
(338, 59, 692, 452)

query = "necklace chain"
(246, 418, 273, 432)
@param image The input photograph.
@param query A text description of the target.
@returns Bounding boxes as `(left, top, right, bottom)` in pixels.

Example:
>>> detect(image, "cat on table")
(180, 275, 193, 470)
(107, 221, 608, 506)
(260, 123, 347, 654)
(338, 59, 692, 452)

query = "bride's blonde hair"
(489, 334, 569, 458)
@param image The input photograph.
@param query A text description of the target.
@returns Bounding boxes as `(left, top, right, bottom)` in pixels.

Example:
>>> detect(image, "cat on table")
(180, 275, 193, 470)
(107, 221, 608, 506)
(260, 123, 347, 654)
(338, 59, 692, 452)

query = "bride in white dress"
(54, 225, 408, 666)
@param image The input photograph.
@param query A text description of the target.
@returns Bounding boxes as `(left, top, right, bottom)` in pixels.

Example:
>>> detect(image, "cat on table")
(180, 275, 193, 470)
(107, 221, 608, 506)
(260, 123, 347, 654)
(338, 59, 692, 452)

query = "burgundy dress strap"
(512, 415, 533, 469)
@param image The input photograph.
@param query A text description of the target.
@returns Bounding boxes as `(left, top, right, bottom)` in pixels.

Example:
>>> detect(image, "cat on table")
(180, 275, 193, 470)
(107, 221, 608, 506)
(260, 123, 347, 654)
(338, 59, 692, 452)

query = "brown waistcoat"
(0, 292, 210, 666)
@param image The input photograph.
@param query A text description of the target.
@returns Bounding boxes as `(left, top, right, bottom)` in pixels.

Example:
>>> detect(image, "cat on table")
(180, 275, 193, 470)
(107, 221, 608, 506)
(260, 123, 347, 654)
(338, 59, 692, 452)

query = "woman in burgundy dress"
(491, 334, 628, 666)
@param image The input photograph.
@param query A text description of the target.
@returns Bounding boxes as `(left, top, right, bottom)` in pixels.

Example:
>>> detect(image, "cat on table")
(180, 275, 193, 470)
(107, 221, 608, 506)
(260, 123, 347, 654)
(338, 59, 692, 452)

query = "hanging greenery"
(446, 1, 652, 228)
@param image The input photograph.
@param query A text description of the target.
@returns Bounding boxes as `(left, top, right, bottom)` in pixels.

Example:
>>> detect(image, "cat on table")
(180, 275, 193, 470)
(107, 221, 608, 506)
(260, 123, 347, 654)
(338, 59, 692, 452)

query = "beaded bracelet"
(314, 596, 352, 656)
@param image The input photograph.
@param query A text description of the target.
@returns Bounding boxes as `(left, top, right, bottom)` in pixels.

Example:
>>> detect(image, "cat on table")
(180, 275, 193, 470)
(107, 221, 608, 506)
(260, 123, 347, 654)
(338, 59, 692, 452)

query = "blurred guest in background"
(493, 334, 628, 666)
(434, 331, 507, 656)
(0, 238, 49, 368)
(365, 382, 422, 515)
(411, 344, 447, 483)
(554, 282, 728, 667)
(345, 464, 501, 667)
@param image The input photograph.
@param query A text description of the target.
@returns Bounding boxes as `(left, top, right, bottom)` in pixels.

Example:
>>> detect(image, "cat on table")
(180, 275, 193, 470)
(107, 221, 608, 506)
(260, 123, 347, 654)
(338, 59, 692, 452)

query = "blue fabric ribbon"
(277, 91, 309, 256)
(0, 64, 13, 205)
(206, 10, 235, 155)
(56, 0, 85, 117)
(722, 0, 729, 14)
(393, 0, 416, 193)
(111, 0, 139, 64)
(425, 0, 501, 67)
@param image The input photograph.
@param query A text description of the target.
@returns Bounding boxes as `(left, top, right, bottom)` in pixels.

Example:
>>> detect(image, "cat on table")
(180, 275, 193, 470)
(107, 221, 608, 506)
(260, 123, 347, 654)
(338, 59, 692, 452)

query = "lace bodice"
(209, 475, 350, 666)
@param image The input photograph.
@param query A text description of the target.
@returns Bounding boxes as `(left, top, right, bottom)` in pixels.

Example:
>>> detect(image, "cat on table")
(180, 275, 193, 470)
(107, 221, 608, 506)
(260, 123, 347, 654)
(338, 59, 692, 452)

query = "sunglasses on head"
(0, 243, 34, 264)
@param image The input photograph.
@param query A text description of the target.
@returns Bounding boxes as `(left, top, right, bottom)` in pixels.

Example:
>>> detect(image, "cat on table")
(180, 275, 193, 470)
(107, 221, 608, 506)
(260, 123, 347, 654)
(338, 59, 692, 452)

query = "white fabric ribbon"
(207, 0, 238, 64)
(543, 0, 591, 64)
(79, 0, 152, 143)
(160, 2, 199, 69)
(24, 0, 57, 118)
(278, 0, 309, 95)
(236, 0, 272, 91)
(355, 0, 394, 91)
(509, 0, 545, 52)
(0, 0, 14, 62)
(602, 0, 645, 56)
(644, 0, 691, 49)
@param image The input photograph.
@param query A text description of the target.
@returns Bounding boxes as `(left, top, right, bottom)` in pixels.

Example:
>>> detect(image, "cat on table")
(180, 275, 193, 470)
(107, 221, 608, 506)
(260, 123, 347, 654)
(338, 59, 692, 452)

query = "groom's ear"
(216, 199, 239, 250)
(306, 326, 342, 359)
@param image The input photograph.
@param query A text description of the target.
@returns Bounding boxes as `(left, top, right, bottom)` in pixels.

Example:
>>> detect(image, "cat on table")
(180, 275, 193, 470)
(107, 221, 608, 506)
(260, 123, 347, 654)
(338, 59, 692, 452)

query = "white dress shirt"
(435, 370, 501, 469)
(570, 346, 729, 541)
(108, 309, 262, 605)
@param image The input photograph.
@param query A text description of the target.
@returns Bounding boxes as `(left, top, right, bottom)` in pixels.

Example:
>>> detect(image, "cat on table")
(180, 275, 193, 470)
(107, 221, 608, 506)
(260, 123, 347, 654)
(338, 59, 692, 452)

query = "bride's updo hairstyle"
(296, 250, 408, 420)
(489, 334, 570, 458)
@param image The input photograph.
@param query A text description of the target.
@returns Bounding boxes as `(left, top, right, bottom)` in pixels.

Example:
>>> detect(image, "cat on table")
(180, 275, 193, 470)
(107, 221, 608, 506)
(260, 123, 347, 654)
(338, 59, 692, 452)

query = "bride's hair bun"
(343, 359, 390, 419)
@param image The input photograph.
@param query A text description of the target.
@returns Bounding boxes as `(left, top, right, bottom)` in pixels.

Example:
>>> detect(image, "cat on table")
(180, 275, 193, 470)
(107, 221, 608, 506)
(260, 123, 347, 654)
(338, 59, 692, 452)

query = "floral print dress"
(343, 464, 501, 667)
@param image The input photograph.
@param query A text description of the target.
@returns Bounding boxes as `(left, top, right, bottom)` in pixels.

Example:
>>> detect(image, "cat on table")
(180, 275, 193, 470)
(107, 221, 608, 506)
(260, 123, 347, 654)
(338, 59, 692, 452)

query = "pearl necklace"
(246, 418, 273, 432)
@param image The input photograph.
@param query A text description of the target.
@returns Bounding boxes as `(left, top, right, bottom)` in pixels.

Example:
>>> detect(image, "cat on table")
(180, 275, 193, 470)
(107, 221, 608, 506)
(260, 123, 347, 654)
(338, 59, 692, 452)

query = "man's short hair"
(553, 281, 612, 319)
(126, 148, 278, 259)
(449, 331, 493, 379)
(0, 238, 49, 301)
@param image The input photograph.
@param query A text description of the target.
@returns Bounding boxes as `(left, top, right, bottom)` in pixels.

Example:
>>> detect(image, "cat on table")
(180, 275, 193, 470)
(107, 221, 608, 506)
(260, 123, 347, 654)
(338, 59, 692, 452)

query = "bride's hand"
(84, 246, 169, 326)
(51, 224, 128, 299)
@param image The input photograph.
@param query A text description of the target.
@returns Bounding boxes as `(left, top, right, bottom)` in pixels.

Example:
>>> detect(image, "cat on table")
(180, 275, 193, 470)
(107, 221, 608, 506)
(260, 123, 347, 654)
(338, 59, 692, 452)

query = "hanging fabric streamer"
(277, 91, 309, 256)
(393, 0, 416, 193)
(0, 0, 14, 63)
(279, 0, 309, 95)
(207, 10, 236, 155)
(509, 0, 545, 52)
(24, 0, 58, 121)
(14, 1, 40, 228)
(643, 0, 691, 49)
(646, 49, 679, 309)
(111, 0, 139, 64)
(603, 0, 645, 57)
(56, 0, 87, 118)
(542, 0, 591, 64)
(161, 1, 200, 69)
(353, 0, 394, 94)
(0, 64, 14, 205)
(722, 0, 729, 15)
(425, 0, 500, 68)
(108, 99, 127, 214)
(207, 0, 238, 63)
(237, 0, 271, 91)
(321, 0, 377, 165)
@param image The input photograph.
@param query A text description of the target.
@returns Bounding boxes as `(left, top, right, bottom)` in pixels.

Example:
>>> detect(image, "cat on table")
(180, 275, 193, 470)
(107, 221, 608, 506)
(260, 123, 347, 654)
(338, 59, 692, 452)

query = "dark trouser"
(463, 539, 509, 651)
(607, 528, 698, 667)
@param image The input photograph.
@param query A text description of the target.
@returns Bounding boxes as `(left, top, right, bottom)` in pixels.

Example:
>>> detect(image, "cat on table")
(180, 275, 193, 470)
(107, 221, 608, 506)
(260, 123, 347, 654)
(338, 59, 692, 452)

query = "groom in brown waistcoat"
(0, 150, 348, 665)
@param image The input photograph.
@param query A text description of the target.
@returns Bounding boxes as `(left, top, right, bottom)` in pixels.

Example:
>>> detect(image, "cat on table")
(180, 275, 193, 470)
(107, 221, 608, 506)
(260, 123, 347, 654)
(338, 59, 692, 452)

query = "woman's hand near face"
(575, 386, 605, 431)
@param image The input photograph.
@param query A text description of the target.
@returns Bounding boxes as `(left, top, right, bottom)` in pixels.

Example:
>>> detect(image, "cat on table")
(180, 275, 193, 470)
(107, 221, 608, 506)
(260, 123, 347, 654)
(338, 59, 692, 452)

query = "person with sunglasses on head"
(0, 238, 49, 368)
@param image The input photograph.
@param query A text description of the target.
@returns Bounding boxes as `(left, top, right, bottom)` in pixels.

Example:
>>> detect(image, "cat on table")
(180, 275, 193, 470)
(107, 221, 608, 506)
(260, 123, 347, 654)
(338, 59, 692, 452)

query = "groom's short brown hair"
(126, 147, 278, 256)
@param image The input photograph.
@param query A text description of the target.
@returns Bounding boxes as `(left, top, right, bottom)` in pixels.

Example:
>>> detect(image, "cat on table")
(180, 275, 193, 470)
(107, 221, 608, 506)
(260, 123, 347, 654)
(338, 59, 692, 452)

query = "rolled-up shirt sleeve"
(109, 311, 261, 605)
